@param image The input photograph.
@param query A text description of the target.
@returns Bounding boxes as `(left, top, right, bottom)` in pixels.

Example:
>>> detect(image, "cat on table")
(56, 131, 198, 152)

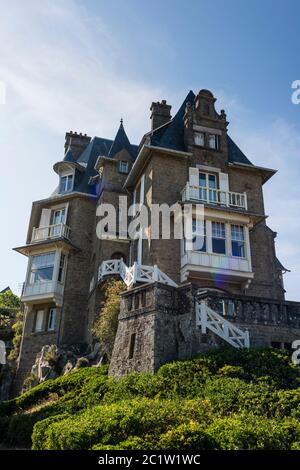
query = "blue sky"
(1, 0, 300, 299)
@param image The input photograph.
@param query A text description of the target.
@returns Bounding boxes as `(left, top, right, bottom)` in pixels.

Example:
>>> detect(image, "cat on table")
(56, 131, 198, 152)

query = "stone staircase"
(195, 299, 250, 349)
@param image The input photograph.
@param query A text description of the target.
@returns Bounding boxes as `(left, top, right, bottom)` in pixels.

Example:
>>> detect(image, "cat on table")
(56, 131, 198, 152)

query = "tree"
(92, 280, 125, 360)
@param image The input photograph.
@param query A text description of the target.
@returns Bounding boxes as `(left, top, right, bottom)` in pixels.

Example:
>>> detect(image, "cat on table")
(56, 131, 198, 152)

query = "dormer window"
(119, 161, 129, 174)
(60, 174, 74, 193)
(194, 132, 205, 147)
(208, 134, 220, 150)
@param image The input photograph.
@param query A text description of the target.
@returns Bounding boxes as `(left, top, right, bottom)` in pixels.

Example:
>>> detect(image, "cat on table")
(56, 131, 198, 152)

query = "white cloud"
(0, 0, 162, 140)
(216, 91, 300, 300)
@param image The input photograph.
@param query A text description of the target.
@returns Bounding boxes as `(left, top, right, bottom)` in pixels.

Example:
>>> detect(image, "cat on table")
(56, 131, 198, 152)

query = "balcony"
(181, 250, 253, 287)
(181, 183, 247, 210)
(31, 224, 70, 243)
(21, 280, 64, 306)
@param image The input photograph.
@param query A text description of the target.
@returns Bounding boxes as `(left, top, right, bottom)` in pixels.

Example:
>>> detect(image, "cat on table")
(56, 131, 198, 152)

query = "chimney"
(64, 131, 91, 159)
(150, 100, 171, 130)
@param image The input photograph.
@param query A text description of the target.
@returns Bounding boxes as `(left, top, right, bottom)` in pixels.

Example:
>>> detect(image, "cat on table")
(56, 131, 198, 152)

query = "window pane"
(231, 225, 244, 241)
(48, 309, 56, 331)
(232, 240, 245, 257)
(194, 132, 204, 146)
(208, 175, 217, 188)
(212, 238, 226, 254)
(199, 173, 206, 187)
(31, 252, 55, 269)
(31, 267, 54, 282)
(35, 310, 44, 332)
(208, 134, 216, 149)
(192, 219, 206, 252)
(212, 222, 225, 239)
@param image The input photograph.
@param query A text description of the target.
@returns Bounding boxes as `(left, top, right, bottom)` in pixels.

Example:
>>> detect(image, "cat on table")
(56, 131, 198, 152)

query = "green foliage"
(0, 290, 20, 310)
(92, 280, 125, 359)
(7, 311, 24, 360)
(1, 347, 300, 450)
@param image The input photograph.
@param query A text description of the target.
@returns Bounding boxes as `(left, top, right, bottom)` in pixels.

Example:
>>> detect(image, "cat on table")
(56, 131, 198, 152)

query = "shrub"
(92, 280, 125, 359)
(207, 415, 291, 450)
(32, 398, 212, 450)
(159, 421, 219, 450)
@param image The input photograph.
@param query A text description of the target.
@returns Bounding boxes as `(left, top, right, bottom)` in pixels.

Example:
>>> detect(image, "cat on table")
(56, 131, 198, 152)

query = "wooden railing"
(195, 299, 250, 349)
(31, 224, 70, 242)
(98, 259, 178, 288)
(181, 183, 247, 210)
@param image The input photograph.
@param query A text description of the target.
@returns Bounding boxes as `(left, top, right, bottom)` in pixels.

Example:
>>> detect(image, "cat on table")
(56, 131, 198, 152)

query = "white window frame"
(208, 134, 219, 150)
(29, 252, 56, 284)
(231, 225, 246, 258)
(211, 221, 226, 255)
(194, 132, 205, 146)
(35, 310, 44, 332)
(59, 172, 74, 193)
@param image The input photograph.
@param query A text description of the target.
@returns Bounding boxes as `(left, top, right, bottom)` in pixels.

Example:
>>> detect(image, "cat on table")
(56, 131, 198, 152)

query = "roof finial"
(120, 117, 123, 125)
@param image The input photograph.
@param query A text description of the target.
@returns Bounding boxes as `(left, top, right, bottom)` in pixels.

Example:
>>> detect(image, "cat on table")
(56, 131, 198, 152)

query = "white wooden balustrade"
(181, 183, 247, 210)
(31, 224, 71, 242)
(98, 259, 178, 288)
(195, 299, 250, 349)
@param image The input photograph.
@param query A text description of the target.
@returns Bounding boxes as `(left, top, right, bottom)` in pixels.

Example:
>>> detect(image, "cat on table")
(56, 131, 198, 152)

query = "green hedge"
(1, 347, 300, 450)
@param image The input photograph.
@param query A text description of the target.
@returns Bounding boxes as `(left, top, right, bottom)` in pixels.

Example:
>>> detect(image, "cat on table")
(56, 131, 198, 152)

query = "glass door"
(51, 208, 66, 237)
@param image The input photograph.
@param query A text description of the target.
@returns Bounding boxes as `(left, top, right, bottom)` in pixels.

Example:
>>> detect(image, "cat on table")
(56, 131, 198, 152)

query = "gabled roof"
(149, 90, 254, 166)
(54, 123, 139, 196)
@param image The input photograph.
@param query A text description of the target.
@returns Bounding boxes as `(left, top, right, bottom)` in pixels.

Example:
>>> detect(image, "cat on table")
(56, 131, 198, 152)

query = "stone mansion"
(14, 89, 300, 384)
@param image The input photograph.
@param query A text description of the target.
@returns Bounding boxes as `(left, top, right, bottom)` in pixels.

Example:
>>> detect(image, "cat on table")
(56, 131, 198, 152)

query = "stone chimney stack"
(150, 100, 172, 130)
(64, 131, 91, 159)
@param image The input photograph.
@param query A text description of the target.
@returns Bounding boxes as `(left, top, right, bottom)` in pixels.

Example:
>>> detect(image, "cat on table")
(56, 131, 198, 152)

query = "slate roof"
(53, 91, 253, 197)
(149, 90, 253, 166)
(53, 124, 138, 196)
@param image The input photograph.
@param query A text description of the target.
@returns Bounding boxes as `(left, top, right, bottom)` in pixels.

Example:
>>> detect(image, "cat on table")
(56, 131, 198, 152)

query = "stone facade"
(110, 283, 300, 376)
(13, 88, 300, 393)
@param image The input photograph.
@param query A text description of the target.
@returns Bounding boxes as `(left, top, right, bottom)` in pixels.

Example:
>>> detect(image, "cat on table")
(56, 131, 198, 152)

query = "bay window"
(212, 222, 226, 254)
(231, 225, 245, 258)
(29, 252, 55, 283)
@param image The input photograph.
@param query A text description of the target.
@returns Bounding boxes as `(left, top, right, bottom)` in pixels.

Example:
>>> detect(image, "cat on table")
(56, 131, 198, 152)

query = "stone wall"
(109, 282, 300, 376)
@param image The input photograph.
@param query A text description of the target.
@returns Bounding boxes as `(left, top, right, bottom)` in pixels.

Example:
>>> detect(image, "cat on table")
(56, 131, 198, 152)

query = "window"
(199, 173, 217, 203)
(128, 333, 136, 359)
(60, 174, 73, 193)
(58, 253, 66, 282)
(194, 132, 205, 146)
(30, 252, 55, 283)
(192, 219, 206, 252)
(212, 222, 226, 254)
(35, 310, 44, 332)
(47, 309, 56, 331)
(119, 161, 129, 173)
(208, 134, 219, 150)
(231, 225, 245, 258)
(51, 208, 66, 236)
